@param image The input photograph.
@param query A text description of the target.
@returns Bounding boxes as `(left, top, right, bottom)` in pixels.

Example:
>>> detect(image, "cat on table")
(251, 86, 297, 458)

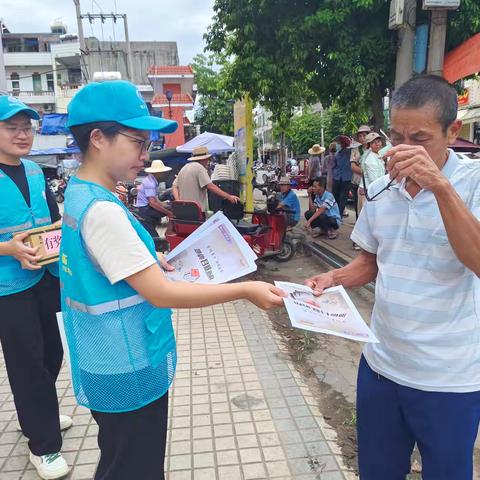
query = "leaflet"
(275, 281, 379, 343)
(166, 212, 257, 284)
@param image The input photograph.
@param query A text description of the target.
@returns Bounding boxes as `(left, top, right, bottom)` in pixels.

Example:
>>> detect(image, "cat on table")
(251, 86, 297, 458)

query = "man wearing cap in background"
(0, 96, 71, 479)
(135, 159, 173, 236)
(277, 176, 301, 227)
(307, 144, 325, 183)
(172, 146, 240, 214)
(361, 132, 385, 190)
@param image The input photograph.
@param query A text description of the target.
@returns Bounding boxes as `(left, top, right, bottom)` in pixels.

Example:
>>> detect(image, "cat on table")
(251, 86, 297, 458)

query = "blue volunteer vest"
(0, 159, 58, 296)
(60, 176, 176, 413)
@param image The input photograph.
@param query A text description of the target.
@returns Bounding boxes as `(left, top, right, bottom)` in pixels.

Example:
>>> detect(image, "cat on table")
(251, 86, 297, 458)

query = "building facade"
(3, 21, 81, 114)
(149, 66, 195, 148)
(457, 79, 480, 145)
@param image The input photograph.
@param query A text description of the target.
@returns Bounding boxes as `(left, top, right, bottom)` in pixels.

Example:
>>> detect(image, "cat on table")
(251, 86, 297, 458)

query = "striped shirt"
(351, 150, 480, 392)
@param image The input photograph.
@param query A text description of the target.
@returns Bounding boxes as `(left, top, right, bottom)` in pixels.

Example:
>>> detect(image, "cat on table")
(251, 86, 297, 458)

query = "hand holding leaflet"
(275, 281, 378, 343)
(166, 212, 257, 284)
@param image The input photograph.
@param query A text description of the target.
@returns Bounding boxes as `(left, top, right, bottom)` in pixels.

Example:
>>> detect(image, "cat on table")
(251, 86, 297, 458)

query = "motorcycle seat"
(230, 219, 261, 236)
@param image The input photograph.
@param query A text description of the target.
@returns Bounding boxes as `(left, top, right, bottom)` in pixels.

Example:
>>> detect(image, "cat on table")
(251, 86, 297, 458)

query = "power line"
(10, 66, 74, 80)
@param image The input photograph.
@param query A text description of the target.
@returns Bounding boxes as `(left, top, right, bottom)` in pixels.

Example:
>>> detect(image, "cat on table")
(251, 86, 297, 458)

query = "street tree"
(281, 109, 323, 156)
(191, 53, 234, 135)
(206, 0, 480, 135)
(205, 0, 317, 171)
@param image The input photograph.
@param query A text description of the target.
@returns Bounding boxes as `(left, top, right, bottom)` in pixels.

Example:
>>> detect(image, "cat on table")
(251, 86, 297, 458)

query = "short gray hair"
(391, 75, 458, 133)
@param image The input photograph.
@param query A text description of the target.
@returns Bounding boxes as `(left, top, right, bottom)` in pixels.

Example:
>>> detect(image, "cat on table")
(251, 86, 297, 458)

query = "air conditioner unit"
(389, 0, 405, 30)
(422, 0, 461, 9)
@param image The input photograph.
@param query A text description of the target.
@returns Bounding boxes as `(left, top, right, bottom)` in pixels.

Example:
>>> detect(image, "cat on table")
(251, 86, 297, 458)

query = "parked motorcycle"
(48, 178, 67, 203)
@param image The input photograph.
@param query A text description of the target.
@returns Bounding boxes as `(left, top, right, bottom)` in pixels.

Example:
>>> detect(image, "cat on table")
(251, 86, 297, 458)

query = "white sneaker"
(16, 415, 73, 432)
(29, 452, 70, 480)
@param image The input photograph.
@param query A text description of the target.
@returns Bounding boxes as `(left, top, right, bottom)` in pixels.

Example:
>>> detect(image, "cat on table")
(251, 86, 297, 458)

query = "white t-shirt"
(81, 201, 157, 284)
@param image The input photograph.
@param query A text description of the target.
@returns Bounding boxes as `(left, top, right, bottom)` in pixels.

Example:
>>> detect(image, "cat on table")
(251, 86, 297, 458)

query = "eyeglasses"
(362, 172, 396, 201)
(117, 131, 153, 154)
(0, 125, 35, 137)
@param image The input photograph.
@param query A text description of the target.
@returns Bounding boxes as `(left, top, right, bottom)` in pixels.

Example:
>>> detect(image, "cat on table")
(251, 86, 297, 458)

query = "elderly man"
(277, 176, 300, 227)
(135, 160, 173, 237)
(304, 176, 341, 239)
(307, 144, 325, 182)
(172, 146, 239, 213)
(305, 75, 480, 479)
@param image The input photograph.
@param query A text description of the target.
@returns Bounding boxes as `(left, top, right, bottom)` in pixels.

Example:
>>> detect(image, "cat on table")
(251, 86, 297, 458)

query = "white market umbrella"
(176, 132, 234, 154)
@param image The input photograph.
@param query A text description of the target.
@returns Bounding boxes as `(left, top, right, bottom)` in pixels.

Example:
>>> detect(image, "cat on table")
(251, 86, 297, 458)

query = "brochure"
(275, 281, 379, 343)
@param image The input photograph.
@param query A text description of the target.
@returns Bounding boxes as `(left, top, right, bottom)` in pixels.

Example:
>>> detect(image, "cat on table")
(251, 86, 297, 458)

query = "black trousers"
(91, 393, 169, 480)
(305, 210, 339, 231)
(350, 182, 359, 220)
(0, 271, 63, 455)
(332, 180, 351, 217)
(137, 206, 165, 239)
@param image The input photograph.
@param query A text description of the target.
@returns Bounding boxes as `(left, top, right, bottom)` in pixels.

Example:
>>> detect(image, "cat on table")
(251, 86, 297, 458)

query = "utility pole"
(426, 9, 448, 75)
(73, 1, 135, 83)
(73, 0, 89, 83)
(123, 15, 135, 84)
(0, 21, 7, 94)
(394, 0, 417, 88)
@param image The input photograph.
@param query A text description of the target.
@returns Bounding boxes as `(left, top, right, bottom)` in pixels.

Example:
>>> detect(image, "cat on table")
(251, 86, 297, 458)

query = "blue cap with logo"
(67, 80, 178, 133)
(0, 96, 40, 121)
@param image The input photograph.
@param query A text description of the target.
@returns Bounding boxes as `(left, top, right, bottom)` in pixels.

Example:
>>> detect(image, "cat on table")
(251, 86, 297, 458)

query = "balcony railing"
(9, 90, 55, 97)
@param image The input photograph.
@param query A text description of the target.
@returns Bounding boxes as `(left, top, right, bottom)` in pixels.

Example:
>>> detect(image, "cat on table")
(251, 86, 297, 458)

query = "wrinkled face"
(370, 138, 383, 153)
(390, 105, 461, 167)
(0, 113, 34, 158)
(91, 128, 150, 182)
(279, 184, 290, 194)
(312, 181, 324, 196)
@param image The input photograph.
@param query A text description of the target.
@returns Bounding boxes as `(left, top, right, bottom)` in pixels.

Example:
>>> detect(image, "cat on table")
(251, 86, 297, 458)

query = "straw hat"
(308, 144, 326, 155)
(145, 160, 172, 174)
(357, 125, 371, 134)
(278, 176, 292, 186)
(188, 146, 212, 161)
(364, 132, 382, 144)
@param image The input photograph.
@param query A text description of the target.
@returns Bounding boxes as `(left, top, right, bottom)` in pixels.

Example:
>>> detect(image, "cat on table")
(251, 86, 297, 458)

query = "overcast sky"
(1, 0, 216, 64)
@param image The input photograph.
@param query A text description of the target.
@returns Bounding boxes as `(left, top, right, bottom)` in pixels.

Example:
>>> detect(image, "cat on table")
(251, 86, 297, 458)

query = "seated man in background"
(277, 176, 300, 227)
(135, 160, 173, 237)
(304, 177, 341, 239)
(172, 146, 239, 214)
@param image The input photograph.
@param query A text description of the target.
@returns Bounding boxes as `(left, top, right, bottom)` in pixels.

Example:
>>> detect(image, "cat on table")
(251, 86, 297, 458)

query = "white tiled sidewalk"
(0, 301, 356, 479)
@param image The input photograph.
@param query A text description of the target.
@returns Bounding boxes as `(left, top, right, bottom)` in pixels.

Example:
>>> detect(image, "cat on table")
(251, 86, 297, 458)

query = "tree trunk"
(279, 130, 287, 175)
(371, 85, 385, 132)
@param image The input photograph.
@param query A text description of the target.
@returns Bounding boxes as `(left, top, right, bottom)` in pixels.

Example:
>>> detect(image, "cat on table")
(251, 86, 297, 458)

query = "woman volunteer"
(60, 80, 286, 480)
(0, 96, 71, 480)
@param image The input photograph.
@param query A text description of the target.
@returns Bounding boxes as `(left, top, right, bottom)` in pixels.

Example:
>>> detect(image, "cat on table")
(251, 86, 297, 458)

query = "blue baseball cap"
(67, 80, 178, 133)
(0, 96, 40, 121)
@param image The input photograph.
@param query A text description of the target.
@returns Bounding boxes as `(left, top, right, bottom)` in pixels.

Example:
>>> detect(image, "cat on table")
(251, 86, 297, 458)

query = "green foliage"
(321, 103, 370, 144)
(446, 0, 480, 51)
(206, 0, 480, 134)
(283, 109, 323, 155)
(205, 0, 317, 130)
(191, 53, 234, 135)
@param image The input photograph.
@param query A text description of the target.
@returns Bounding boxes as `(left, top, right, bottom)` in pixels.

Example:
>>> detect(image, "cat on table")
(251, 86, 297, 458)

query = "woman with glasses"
(0, 96, 71, 479)
(61, 81, 286, 480)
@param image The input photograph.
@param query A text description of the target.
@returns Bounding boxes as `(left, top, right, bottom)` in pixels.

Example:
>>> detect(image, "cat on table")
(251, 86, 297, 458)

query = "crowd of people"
(301, 124, 391, 248)
(1, 74, 480, 480)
